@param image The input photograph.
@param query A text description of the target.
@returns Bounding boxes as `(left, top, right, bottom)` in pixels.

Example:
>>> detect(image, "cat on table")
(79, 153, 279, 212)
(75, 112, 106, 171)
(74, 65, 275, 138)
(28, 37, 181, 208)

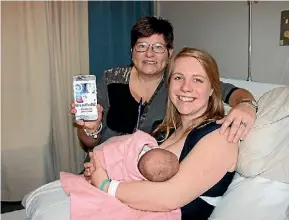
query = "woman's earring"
(131, 49, 134, 62)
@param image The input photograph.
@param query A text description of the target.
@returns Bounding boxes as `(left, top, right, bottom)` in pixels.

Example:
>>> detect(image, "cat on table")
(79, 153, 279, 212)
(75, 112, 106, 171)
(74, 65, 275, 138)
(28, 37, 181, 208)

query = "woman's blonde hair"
(153, 47, 224, 140)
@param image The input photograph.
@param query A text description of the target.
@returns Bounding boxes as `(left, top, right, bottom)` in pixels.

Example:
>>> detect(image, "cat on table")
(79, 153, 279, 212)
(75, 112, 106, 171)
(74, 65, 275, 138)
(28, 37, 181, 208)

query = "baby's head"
(138, 148, 179, 182)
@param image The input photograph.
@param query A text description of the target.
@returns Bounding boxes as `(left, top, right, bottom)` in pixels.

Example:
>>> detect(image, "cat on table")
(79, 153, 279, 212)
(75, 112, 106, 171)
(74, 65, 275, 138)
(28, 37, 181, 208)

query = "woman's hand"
(83, 152, 97, 183)
(84, 162, 95, 183)
(90, 153, 109, 190)
(70, 102, 103, 132)
(217, 102, 257, 143)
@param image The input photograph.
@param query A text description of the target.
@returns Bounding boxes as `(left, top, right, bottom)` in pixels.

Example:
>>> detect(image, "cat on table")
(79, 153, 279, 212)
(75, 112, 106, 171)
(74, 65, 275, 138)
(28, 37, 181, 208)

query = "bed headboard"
(221, 78, 286, 100)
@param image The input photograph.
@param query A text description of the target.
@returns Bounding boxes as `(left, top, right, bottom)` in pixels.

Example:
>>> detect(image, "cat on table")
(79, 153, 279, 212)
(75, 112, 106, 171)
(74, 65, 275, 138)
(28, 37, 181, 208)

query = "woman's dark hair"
(131, 16, 174, 49)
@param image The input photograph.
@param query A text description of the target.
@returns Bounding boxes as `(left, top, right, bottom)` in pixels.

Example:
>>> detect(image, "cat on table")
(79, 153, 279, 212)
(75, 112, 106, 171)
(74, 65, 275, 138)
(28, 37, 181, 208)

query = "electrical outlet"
(280, 10, 289, 46)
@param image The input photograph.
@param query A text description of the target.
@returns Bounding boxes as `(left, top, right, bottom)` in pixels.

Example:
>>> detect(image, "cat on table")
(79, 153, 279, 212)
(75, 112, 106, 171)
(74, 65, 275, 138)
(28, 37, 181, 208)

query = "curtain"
(88, 1, 154, 78)
(46, 1, 89, 178)
(1, 1, 88, 201)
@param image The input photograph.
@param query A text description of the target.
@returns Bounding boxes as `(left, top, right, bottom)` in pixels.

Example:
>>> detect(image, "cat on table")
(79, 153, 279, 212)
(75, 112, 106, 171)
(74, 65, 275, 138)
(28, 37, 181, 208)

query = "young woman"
(85, 47, 239, 219)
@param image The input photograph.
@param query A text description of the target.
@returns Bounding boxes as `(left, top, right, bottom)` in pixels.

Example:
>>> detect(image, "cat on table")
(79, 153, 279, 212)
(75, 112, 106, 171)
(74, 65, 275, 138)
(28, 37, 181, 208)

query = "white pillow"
(22, 180, 70, 220)
(237, 86, 289, 183)
(209, 173, 289, 220)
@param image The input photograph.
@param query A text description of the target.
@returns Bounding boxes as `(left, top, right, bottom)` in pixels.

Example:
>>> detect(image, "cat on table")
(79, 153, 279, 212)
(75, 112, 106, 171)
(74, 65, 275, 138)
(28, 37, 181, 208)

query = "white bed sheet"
(1, 209, 27, 220)
(220, 77, 285, 100)
(209, 173, 289, 220)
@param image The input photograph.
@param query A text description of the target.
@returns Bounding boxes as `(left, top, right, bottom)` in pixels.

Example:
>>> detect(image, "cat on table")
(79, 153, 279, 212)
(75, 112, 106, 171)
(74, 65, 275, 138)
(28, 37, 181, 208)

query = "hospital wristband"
(108, 180, 120, 196)
(99, 178, 111, 191)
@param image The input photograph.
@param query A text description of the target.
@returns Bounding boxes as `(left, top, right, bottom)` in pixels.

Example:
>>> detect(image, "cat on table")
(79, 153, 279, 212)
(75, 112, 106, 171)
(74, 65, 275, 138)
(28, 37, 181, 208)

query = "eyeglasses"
(134, 42, 167, 54)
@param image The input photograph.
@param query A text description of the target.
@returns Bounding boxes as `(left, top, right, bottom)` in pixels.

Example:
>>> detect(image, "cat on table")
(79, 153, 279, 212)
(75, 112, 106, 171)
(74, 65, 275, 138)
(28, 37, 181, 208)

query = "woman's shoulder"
(187, 121, 238, 154)
(195, 121, 221, 134)
(189, 120, 221, 135)
(185, 121, 221, 147)
(180, 121, 237, 162)
(103, 66, 132, 85)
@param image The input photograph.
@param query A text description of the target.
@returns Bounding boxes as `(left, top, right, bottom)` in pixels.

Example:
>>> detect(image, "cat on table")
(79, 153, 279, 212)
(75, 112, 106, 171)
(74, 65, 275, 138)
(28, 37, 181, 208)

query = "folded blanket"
(60, 130, 181, 220)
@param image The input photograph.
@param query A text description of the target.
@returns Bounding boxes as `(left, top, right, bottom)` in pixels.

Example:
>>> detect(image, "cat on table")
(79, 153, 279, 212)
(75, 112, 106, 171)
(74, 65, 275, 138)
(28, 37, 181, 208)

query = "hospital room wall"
(156, 1, 289, 85)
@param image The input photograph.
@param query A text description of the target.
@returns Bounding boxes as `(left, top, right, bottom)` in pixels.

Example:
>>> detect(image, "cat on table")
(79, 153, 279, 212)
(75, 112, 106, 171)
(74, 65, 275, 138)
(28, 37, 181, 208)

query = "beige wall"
(156, 1, 289, 85)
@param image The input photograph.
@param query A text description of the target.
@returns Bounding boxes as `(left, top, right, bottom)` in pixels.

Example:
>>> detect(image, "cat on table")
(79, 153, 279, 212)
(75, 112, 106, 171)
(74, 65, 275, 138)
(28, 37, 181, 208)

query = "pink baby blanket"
(60, 130, 181, 220)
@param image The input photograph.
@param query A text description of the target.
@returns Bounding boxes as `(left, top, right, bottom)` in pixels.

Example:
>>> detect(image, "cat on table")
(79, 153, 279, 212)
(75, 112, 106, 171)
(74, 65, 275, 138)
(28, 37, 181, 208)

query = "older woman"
(86, 47, 239, 219)
(71, 16, 257, 161)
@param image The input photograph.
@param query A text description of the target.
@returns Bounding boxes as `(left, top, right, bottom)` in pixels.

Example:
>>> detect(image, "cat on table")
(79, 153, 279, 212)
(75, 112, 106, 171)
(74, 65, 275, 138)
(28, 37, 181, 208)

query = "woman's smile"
(177, 96, 195, 102)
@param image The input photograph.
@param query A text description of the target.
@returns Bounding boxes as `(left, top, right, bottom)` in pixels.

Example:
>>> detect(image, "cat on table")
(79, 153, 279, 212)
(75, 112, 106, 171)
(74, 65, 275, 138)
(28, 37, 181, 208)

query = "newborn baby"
(87, 131, 180, 187)
(137, 146, 180, 182)
(61, 131, 182, 220)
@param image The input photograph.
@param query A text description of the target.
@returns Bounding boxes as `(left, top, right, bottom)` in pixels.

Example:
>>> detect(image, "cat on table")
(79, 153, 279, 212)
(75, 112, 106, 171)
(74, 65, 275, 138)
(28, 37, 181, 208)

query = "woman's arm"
(220, 82, 256, 106)
(76, 108, 102, 148)
(114, 129, 238, 211)
(76, 71, 110, 149)
(228, 88, 255, 107)
(219, 82, 257, 143)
